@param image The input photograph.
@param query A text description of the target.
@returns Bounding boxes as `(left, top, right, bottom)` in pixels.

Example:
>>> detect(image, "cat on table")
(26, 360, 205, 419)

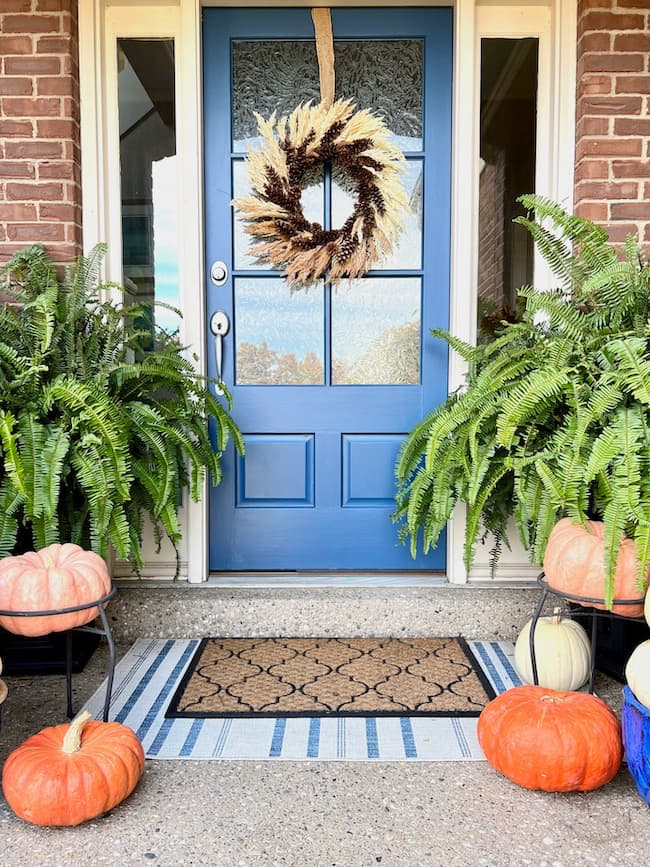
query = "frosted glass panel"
(235, 278, 325, 385)
(332, 160, 423, 271)
(232, 41, 319, 150)
(233, 161, 324, 270)
(232, 39, 423, 152)
(331, 278, 421, 385)
(334, 41, 423, 151)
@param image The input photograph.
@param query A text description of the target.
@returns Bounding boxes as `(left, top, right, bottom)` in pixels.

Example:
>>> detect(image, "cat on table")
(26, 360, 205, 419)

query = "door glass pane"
(117, 38, 179, 337)
(478, 38, 538, 342)
(231, 39, 423, 153)
(334, 40, 423, 151)
(232, 41, 320, 150)
(233, 160, 325, 270)
(331, 278, 421, 385)
(235, 278, 325, 385)
(331, 159, 423, 271)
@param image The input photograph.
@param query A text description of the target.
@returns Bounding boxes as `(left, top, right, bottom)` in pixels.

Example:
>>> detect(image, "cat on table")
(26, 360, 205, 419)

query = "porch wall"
(574, 0, 650, 250)
(0, 0, 81, 266)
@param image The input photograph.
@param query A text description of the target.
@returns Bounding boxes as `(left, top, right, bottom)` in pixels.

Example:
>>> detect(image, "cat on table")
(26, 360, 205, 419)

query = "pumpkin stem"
(551, 607, 563, 625)
(62, 710, 92, 754)
(43, 554, 54, 569)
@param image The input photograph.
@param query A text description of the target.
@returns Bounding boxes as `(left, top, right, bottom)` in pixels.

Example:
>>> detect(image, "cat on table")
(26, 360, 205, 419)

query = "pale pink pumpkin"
(543, 518, 645, 616)
(0, 544, 111, 636)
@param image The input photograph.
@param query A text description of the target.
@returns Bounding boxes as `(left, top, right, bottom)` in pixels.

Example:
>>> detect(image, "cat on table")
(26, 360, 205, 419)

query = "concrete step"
(108, 583, 539, 644)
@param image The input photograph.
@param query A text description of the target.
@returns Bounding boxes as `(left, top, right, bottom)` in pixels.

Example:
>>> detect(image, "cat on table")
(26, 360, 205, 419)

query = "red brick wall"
(575, 0, 650, 249)
(0, 0, 81, 265)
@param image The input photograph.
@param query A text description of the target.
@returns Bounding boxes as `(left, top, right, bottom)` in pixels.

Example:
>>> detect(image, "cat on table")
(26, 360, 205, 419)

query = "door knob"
(210, 311, 230, 394)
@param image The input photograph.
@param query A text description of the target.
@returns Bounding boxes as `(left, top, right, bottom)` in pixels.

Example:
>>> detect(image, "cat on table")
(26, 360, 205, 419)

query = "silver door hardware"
(210, 310, 230, 395)
(210, 260, 228, 286)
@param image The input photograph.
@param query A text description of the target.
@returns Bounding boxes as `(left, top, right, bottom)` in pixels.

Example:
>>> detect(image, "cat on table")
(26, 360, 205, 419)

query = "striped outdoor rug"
(83, 638, 522, 761)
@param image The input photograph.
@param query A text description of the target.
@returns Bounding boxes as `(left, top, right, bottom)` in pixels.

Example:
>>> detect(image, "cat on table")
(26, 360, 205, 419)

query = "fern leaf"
(0, 410, 26, 496)
(602, 498, 627, 610)
(633, 522, 650, 596)
(496, 369, 569, 448)
(605, 337, 650, 405)
(463, 463, 509, 571)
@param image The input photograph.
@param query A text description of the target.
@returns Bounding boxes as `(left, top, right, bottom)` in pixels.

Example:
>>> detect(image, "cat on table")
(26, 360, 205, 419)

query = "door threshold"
(205, 572, 448, 588)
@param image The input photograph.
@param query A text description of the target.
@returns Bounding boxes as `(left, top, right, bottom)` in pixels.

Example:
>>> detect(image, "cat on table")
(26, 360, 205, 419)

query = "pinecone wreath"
(232, 99, 410, 288)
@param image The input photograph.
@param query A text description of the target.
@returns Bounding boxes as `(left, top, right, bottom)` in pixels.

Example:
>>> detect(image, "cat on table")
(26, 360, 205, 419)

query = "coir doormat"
(165, 637, 496, 719)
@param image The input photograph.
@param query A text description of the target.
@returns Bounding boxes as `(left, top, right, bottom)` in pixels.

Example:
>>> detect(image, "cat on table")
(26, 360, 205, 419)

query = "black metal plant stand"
(529, 572, 646, 694)
(0, 585, 117, 726)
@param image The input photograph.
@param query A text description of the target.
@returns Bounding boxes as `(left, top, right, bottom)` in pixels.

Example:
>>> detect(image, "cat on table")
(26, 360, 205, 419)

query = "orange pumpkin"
(2, 711, 145, 826)
(0, 543, 111, 636)
(478, 685, 622, 792)
(543, 518, 645, 616)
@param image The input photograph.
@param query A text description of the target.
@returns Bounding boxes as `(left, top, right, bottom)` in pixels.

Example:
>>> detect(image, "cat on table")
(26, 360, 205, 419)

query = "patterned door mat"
(165, 637, 496, 719)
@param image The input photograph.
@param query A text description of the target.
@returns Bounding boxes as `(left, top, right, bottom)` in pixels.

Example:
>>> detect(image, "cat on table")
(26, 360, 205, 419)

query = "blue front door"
(204, 8, 452, 570)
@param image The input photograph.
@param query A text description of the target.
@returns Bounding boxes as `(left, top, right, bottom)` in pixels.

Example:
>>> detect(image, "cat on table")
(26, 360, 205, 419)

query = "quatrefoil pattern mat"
(165, 637, 496, 718)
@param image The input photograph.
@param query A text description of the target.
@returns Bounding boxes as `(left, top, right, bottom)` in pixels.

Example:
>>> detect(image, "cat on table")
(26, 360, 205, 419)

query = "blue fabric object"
(622, 686, 650, 805)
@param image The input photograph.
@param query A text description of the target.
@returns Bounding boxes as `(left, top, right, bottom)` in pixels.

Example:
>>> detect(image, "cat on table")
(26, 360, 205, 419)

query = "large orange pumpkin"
(2, 711, 145, 826)
(478, 685, 622, 792)
(543, 518, 645, 616)
(0, 543, 111, 636)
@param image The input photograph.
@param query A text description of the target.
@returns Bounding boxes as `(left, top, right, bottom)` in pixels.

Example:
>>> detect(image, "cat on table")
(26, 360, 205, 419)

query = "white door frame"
(78, 0, 577, 583)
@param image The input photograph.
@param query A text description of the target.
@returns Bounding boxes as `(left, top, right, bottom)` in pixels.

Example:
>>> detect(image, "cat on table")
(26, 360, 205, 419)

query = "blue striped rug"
(82, 639, 522, 761)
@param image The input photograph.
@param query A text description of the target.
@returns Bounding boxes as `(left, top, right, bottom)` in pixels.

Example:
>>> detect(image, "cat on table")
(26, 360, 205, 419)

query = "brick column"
(575, 0, 650, 250)
(0, 0, 81, 265)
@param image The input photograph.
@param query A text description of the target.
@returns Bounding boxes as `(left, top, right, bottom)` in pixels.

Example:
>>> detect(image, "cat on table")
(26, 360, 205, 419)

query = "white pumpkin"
(625, 640, 650, 708)
(514, 608, 591, 691)
(645, 589, 650, 628)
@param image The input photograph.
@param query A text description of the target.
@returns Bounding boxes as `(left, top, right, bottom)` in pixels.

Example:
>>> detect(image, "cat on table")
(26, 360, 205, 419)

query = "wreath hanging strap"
(232, 9, 410, 288)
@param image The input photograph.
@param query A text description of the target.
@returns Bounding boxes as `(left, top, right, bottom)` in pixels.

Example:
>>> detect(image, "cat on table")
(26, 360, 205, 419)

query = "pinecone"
(321, 120, 345, 147)
(335, 235, 359, 262)
(368, 185, 386, 215)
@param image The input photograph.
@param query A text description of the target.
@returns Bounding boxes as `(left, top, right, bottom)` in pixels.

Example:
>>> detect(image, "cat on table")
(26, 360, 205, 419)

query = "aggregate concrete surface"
(1, 641, 649, 867)
(107, 585, 541, 644)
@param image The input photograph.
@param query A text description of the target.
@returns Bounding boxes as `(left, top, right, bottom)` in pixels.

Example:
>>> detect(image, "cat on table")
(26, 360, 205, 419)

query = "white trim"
(178, 0, 209, 583)
(78, 0, 105, 253)
(448, 2, 577, 584)
(88, 1, 208, 581)
(446, 0, 477, 585)
(552, 0, 578, 212)
(79, 0, 576, 584)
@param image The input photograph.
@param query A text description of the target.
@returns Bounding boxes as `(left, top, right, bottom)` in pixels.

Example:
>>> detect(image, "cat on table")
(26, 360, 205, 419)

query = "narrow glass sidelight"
(477, 38, 538, 342)
(117, 38, 179, 338)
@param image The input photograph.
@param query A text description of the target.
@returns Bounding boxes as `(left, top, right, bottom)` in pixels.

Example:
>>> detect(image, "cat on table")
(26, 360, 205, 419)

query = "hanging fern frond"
(396, 195, 650, 606)
(605, 337, 650, 405)
(0, 244, 243, 574)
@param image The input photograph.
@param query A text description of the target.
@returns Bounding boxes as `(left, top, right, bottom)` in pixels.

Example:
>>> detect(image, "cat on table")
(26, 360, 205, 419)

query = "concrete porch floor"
(1, 585, 649, 866)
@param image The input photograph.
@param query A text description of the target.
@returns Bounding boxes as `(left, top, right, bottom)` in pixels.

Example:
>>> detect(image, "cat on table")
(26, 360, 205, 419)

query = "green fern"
(0, 244, 243, 574)
(396, 195, 650, 606)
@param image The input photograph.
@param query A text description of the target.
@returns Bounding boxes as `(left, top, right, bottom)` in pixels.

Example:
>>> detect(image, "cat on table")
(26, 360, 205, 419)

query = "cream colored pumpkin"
(625, 640, 650, 708)
(514, 609, 591, 691)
